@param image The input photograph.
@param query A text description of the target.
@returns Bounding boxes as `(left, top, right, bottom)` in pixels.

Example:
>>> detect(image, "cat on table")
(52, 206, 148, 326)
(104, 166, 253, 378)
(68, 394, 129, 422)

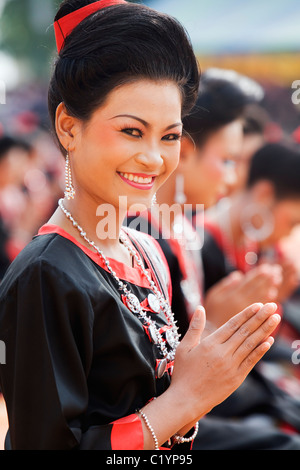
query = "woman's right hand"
(170, 302, 281, 423)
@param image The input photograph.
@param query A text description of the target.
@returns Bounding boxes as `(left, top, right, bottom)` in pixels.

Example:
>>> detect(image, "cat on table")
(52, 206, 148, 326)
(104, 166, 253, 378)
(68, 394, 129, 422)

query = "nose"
(134, 143, 164, 172)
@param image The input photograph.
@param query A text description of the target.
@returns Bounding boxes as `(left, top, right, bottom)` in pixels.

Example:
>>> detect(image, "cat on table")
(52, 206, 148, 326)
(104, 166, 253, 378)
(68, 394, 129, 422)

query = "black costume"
(0, 224, 182, 450)
(1, 221, 300, 450)
(0, 216, 11, 281)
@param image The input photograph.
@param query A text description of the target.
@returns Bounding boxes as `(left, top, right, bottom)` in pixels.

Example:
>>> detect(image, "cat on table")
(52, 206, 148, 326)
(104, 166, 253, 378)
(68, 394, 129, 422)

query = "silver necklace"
(58, 199, 180, 374)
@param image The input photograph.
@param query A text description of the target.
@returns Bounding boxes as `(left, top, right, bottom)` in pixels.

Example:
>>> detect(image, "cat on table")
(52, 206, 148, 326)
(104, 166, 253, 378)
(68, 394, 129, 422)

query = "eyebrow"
(110, 114, 182, 131)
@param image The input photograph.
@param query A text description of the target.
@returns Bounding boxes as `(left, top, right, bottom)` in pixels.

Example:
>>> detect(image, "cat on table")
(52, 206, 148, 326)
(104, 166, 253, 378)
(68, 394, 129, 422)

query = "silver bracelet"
(138, 409, 159, 450)
(173, 422, 199, 444)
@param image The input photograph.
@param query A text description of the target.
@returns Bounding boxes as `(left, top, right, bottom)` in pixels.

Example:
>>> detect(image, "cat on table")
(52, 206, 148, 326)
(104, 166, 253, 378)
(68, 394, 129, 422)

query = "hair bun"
(54, 0, 127, 53)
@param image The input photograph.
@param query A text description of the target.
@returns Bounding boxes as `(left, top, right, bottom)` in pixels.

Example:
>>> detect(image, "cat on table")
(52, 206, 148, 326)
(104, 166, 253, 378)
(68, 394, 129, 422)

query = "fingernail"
(270, 313, 281, 325)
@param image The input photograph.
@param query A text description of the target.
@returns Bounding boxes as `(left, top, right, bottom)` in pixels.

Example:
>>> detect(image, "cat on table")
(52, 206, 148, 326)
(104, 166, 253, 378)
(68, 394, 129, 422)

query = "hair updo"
(48, 0, 200, 155)
(183, 68, 264, 148)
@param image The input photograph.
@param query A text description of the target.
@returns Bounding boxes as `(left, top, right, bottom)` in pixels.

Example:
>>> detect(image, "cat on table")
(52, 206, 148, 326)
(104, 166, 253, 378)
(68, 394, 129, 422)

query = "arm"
(0, 260, 144, 450)
(137, 303, 280, 449)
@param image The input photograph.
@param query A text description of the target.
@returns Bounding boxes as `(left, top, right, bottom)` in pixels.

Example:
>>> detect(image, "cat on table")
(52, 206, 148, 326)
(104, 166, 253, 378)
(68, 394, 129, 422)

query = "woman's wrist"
(138, 385, 207, 449)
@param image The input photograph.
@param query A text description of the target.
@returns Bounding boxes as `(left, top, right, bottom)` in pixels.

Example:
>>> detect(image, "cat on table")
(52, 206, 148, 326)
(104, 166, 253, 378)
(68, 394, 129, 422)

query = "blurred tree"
(0, 0, 141, 83)
(0, 0, 56, 81)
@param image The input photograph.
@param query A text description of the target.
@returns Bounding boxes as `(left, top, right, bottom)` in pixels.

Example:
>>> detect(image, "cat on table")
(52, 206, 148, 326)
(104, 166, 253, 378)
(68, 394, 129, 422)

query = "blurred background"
(0, 0, 299, 448)
(0, 4, 299, 298)
(0, 0, 299, 309)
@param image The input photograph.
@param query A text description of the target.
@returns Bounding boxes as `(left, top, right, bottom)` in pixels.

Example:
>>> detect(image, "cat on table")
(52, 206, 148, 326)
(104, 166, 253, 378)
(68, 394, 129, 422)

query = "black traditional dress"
(0, 215, 11, 281)
(0, 224, 183, 450)
(1, 222, 300, 450)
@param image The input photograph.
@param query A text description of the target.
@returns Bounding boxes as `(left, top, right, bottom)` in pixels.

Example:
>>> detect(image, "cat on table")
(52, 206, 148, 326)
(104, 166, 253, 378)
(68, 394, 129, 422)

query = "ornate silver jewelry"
(58, 199, 180, 367)
(64, 153, 75, 200)
(137, 409, 159, 450)
(173, 422, 199, 444)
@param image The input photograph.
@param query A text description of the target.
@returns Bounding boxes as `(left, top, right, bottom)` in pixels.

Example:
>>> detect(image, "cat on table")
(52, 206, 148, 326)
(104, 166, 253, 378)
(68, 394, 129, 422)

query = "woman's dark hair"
(183, 68, 264, 147)
(247, 142, 300, 200)
(48, 0, 200, 155)
(242, 104, 270, 137)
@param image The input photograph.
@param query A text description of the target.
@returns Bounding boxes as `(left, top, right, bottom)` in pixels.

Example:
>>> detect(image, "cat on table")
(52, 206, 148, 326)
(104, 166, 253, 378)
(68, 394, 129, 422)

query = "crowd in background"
(0, 77, 299, 281)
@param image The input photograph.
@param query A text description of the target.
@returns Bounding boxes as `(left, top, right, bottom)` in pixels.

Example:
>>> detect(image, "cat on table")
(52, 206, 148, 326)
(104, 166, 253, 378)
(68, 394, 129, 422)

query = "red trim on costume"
(54, 0, 126, 53)
(136, 230, 173, 303)
(124, 218, 172, 304)
(204, 219, 258, 273)
(110, 413, 144, 450)
(37, 224, 153, 289)
(203, 220, 224, 252)
(127, 209, 173, 301)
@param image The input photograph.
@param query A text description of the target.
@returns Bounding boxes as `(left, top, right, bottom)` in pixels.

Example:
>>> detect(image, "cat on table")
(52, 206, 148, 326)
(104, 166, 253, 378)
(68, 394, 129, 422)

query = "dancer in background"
(0, 136, 33, 279)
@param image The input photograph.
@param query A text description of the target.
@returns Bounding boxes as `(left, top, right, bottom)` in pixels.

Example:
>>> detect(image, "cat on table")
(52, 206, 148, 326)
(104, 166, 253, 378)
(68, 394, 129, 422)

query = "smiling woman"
(0, 0, 293, 451)
(54, 80, 183, 220)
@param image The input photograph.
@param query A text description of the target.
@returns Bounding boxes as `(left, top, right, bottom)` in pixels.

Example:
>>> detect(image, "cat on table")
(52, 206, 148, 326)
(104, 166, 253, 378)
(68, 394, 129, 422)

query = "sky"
(146, 0, 300, 54)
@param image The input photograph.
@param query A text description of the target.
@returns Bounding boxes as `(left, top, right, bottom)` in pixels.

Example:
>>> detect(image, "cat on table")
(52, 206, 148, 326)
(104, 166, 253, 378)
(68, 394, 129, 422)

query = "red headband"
(54, 0, 127, 53)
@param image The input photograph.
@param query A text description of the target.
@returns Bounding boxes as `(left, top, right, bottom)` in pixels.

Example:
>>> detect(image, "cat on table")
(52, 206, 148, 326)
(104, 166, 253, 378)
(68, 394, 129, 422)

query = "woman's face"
(181, 120, 244, 208)
(266, 198, 300, 245)
(62, 79, 183, 212)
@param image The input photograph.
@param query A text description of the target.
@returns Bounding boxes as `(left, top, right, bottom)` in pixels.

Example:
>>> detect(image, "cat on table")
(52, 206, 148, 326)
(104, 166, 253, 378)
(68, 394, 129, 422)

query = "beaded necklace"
(58, 199, 180, 376)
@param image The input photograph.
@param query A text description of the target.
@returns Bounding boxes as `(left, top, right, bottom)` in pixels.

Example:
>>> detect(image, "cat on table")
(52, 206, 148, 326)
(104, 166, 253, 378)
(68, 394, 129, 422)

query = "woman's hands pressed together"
(171, 302, 280, 422)
(140, 301, 281, 449)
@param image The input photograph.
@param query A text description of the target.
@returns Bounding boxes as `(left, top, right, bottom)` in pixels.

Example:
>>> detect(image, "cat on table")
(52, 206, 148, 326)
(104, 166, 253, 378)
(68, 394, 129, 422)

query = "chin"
(128, 200, 152, 214)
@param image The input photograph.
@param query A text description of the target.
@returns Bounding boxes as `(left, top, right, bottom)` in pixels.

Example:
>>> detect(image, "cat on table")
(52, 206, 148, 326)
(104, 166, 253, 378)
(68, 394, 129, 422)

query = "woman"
(0, 0, 284, 450)
(0, 136, 33, 280)
(202, 142, 300, 319)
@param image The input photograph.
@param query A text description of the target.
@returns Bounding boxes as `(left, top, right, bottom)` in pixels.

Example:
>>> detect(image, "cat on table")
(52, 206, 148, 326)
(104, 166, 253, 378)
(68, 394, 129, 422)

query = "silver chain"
(58, 199, 180, 362)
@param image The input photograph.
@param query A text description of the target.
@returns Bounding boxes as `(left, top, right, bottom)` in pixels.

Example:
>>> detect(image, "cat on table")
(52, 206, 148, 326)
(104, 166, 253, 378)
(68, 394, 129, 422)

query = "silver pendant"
(165, 329, 176, 348)
(126, 293, 141, 313)
(156, 358, 167, 379)
(149, 324, 159, 344)
(148, 293, 161, 313)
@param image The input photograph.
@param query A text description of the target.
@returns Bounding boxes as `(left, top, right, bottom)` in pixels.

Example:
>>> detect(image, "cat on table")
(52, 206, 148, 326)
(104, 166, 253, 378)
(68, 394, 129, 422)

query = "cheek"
(203, 158, 224, 186)
(160, 146, 180, 182)
(169, 148, 180, 173)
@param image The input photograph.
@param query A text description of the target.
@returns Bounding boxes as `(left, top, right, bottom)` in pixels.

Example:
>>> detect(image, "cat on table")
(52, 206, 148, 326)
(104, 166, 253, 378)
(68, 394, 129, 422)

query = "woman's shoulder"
(0, 232, 93, 298)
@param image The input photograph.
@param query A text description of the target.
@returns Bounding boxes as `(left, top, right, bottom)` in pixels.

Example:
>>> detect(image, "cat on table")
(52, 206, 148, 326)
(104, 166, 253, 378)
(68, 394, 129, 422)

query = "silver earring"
(174, 174, 186, 204)
(151, 193, 157, 206)
(64, 152, 75, 200)
(240, 203, 274, 242)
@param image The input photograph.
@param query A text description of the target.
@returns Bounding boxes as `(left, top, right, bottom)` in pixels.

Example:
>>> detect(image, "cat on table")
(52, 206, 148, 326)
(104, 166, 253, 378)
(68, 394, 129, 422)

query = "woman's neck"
(48, 193, 131, 262)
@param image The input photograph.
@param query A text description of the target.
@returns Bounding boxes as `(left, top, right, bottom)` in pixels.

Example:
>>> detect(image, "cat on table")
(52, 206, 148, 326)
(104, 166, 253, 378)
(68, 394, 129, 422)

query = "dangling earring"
(240, 202, 274, 242)
(64, 151, 75, 200)
(151, 193, 157, 206)
(174, 174, 186, 204)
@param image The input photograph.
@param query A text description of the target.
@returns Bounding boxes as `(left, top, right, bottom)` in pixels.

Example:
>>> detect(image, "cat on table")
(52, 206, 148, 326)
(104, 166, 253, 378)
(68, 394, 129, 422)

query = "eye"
(162, 133, 182, 142)
(121, 127, 143, 138)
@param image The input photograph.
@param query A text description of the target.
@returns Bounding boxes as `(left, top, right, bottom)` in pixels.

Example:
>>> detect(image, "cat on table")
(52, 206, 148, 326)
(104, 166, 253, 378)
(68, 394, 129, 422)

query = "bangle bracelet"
(138, 409, 159, 450)
(173, 422, 199, 444)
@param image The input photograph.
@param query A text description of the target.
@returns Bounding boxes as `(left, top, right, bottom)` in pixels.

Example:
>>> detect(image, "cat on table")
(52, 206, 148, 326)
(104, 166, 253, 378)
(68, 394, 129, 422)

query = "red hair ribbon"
(54, 0, 127, 53)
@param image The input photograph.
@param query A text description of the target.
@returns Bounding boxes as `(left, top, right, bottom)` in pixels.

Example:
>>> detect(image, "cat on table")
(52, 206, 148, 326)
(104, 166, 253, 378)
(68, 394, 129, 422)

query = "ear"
(55, 102, 82, 153)
(178, 135, 197, 170)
